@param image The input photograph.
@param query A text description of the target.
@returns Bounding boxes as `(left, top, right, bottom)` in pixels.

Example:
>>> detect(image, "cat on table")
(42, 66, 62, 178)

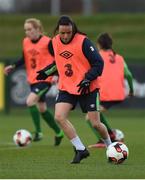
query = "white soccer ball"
(106, 142, 129, 164)
(13, 129, 32, 147)
(113, 129, 125, 142)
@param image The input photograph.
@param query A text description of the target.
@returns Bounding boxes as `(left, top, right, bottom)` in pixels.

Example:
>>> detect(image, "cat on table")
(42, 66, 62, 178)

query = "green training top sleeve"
(45, 64, 57, 76)
(124, 61, 134, 94)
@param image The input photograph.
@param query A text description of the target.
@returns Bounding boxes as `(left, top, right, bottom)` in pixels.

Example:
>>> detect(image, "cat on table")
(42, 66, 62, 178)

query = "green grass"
(0, 13, 145, 63)
(0, 108, 145, 178)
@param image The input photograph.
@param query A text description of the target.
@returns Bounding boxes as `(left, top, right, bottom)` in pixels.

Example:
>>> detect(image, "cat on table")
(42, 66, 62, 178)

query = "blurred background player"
(4, 18, 64, 145)
(87, 32, 134, 148)
(36, 15, 112, 163)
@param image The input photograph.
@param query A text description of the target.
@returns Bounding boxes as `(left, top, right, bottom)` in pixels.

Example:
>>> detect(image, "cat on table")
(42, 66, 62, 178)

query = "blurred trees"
(1, 0, 145, 15)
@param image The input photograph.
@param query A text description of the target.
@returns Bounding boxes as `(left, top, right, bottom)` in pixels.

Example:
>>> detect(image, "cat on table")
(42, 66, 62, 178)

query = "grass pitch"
(0, 108, 145, 179)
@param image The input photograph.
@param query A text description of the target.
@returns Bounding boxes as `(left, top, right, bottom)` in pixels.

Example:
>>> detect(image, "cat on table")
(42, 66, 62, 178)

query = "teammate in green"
(4, 18, 64, 145)
(87, 32, 134, 148)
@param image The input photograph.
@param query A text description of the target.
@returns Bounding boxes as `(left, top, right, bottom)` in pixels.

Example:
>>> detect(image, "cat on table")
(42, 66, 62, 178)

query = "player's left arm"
(82, 38, 104, 81)
(77, 38, 104, 95)
(124, 61, 134, 96)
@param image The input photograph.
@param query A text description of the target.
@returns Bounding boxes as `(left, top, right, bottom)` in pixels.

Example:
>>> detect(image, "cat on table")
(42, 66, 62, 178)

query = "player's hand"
(4, 65, 14, 75)
(77, 79, 90, 95)
(36, 70, 48, 80)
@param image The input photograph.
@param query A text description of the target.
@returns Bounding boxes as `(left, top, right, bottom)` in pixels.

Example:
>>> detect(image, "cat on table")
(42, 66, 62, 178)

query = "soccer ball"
(106, 142, 129, 164)
(13, 129, 32, 147)
(113, 129, 125, 142)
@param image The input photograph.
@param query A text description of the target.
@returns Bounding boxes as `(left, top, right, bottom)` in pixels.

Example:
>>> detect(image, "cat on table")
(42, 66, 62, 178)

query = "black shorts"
(100, 101, 123, 110)
(56, 89, 100, 113)
(30, 82, 51, 102)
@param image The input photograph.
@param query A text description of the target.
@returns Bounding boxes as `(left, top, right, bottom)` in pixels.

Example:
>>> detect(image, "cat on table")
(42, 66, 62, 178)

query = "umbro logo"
(60, 51, 73, 59)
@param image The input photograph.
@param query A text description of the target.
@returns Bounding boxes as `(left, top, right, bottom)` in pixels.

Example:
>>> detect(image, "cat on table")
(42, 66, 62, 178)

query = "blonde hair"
(24, 18, 44, 34)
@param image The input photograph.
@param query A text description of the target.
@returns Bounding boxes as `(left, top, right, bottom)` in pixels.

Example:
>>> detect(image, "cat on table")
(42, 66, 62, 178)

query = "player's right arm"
(4, 55, 24, 75)
(36, 40, 57, 80)
(36, 61, 57, 80)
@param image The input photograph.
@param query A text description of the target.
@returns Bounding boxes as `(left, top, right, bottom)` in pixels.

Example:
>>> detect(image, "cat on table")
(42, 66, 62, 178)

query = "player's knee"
(92, 122, 101, 130)
(26, 98, 36, 107)
(39, 106, 46, 113)
(38, 103, 47, 113)
(54, 114, 59, 121)
(55, 113, 64, 124)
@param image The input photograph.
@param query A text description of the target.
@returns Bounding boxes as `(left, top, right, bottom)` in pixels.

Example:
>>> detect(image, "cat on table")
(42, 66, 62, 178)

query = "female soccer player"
(4, 18, 64, 145)
(87, 32, 134, 148)
(37, 16, 112, 163)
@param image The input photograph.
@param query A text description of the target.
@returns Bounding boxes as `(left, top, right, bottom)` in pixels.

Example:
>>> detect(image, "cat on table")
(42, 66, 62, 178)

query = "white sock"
(70, 136, 85, 150)
(103, 138, 112, 147)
